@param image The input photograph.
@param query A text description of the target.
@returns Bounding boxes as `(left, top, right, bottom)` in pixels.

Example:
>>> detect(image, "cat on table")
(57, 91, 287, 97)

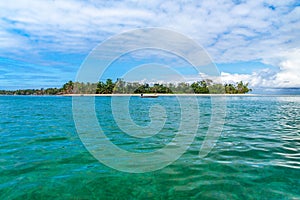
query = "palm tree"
(62, 80, 74, 94)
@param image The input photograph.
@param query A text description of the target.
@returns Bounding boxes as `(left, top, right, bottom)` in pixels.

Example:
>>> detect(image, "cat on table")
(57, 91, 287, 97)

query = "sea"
(0, 95, 299, 199)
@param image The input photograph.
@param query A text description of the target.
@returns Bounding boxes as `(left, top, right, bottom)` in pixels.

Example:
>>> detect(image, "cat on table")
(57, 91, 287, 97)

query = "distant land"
(0, 79, 252, 95)
(253, 87, 300, 95)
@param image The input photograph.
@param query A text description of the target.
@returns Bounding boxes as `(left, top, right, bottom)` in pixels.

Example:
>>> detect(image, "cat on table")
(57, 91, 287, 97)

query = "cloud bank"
(220, 49, 300, 88)
(0, 0, 299, 89)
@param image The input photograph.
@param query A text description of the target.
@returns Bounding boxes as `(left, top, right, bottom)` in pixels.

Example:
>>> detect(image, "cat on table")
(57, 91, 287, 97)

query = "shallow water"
(0, 96, 299, 199)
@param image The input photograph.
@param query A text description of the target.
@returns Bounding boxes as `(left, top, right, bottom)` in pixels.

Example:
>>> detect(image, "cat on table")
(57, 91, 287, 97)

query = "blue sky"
(0, 0, 299, 91)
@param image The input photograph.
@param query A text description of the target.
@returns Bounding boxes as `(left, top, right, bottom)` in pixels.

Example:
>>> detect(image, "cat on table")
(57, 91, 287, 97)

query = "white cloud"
(274, 49, 300, 87)
(219, 48, 300, 88)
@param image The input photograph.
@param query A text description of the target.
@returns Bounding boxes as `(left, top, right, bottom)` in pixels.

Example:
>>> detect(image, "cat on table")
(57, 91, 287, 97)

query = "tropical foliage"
(0, 79, 252, 95)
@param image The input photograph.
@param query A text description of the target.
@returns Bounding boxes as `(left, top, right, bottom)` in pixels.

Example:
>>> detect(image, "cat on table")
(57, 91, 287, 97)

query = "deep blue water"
(0, 96, 299, 199)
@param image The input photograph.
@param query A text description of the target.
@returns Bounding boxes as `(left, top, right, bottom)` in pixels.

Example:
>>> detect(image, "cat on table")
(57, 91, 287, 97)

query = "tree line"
(0, 79, 251, 95)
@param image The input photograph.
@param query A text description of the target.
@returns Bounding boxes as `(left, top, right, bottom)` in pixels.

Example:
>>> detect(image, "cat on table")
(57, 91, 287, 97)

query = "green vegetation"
(0, 79, 252, 95)
(224, 81, 252, 94)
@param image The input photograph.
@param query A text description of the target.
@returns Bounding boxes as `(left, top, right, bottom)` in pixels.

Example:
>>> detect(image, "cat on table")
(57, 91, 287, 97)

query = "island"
(0, 79, 252, 95)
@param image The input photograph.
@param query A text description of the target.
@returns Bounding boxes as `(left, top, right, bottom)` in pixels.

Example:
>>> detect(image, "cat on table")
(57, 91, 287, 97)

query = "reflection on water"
(0, 96, 299, 199)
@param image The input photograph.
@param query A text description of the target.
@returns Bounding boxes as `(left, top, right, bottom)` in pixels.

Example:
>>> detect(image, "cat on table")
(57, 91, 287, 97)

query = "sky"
(0, 0, 299, 93)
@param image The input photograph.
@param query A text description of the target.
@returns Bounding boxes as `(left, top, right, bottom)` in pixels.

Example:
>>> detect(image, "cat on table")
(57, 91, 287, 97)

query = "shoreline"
(63, 93, 255, 97)
(2, 94, 300, 97)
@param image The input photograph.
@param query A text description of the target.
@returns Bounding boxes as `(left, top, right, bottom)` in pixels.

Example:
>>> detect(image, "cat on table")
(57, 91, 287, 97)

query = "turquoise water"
(0, 96, 299, 199)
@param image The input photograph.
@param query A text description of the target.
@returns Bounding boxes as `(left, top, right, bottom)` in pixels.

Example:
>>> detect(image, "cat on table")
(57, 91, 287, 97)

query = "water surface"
(0, 96, 299, 199)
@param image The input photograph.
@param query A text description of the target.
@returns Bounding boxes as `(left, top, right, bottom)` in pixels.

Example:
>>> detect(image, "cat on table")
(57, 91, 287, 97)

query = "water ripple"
(0, 96, 300, 199)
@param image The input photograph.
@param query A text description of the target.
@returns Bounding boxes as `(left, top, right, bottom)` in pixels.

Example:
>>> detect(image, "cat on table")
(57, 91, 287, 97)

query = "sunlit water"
(0, 96, 299, 199)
